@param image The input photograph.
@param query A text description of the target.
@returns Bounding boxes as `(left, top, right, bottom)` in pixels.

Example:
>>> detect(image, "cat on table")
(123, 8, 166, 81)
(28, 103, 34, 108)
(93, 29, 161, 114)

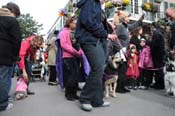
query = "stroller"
(31, 49, 47, 81)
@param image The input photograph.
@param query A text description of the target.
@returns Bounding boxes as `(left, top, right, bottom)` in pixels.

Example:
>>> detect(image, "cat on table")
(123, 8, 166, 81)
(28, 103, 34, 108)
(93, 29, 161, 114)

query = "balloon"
(122, 0, 130, 6)
(58, 9, 67, 17)
(105, 1, 113, 8)
(142, 2, 151, 12)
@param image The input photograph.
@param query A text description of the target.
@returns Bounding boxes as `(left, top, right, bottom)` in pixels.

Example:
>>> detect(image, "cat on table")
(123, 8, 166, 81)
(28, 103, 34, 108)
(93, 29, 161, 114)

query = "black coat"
(151, 29, 166, 68)
(170, 21, 175, 49)
(0, 15, 22, 65)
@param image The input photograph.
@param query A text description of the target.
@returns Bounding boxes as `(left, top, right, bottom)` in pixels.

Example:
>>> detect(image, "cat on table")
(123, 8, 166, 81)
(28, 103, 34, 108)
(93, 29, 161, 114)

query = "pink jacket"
(139, 45, 154, 69)
(60, 28, 82, 58)
(18, 35, 36, 70)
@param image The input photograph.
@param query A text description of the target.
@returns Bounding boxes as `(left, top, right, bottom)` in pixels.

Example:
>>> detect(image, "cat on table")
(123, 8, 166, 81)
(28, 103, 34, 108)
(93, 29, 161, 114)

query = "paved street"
(0, 78, 175, 116)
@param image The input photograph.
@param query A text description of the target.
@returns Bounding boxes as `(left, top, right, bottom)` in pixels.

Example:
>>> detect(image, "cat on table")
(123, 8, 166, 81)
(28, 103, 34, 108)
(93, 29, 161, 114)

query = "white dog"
(164, 56, 175, 97)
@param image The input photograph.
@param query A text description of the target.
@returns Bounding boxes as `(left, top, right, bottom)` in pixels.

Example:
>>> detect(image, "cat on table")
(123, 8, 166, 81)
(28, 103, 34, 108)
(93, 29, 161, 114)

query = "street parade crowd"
(0, 0, 175, 112)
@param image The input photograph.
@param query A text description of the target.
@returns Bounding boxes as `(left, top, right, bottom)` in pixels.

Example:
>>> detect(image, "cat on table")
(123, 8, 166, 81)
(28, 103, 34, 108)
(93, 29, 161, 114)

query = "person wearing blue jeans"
(80, 42, 106, 106)
(75, 0, 117, 111)
(0, 66, 13, 111)
(0, 2, 21, 111)
(7, 64, 15, 93)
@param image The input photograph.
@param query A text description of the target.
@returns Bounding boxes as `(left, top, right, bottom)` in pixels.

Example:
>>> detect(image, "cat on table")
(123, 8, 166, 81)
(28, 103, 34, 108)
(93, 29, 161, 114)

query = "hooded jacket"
(18, 35, 36, 70)
(75, 0, 108, 44)
(0, 8, 22, 65)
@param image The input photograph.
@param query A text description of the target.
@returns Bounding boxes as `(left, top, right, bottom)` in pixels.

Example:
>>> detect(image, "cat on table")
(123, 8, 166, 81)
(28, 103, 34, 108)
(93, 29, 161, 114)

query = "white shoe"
(5, 103, 14, 110)
(102, 101, 110, 107)
(81, 104, 92, 111)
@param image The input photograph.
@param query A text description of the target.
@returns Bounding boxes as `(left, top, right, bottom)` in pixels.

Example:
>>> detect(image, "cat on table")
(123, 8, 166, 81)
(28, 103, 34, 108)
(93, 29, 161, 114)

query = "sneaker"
(133, 86, 138, 90)
(128, 86, 132, 89)
(101, 101, 110, 107)
(48, 81, 58, 86)
(81, 104, 93, 111)
(138, 86, 143, 89)
(5, 103, 14, 110)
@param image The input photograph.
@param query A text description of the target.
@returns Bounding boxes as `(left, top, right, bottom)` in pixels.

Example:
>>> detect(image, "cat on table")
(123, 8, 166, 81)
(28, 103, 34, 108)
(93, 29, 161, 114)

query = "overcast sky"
(0, 0, 69, 35)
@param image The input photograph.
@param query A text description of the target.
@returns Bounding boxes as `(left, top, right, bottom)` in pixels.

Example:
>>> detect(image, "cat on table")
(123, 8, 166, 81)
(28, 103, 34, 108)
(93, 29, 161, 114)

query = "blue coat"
(75, 0, 108, 44)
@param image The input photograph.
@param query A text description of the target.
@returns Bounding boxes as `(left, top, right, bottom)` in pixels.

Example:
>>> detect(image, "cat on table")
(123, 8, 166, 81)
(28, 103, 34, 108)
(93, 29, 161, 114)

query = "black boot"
(65, 87, 75, 101)
(72, 87, 79, 100)
(27, 89, 35, 95)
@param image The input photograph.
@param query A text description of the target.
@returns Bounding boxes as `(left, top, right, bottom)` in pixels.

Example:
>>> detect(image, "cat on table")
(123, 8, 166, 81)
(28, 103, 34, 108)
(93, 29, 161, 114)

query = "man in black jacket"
(0, 2, 22, 111)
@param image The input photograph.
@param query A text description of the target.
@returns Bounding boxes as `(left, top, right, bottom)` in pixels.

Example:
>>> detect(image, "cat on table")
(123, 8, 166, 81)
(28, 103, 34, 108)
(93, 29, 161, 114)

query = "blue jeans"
(80, 42, 106, 107)
(0, 65, 13, 111)
(7, 65, 14, 93)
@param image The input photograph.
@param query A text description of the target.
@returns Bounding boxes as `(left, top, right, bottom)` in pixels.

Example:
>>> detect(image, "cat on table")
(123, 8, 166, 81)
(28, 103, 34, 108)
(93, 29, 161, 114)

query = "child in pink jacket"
(139, 38, 153, 89)
(59, 16, 83, 101)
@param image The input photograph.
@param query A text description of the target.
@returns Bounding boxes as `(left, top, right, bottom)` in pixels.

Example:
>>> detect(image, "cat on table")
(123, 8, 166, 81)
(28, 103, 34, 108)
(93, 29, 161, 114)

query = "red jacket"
(126, 53, 140, 79)
(18, 35, 36, 70)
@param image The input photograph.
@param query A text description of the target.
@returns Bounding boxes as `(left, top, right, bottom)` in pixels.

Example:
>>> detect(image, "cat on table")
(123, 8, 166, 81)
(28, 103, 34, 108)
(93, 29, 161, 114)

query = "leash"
(146, 67, 165, 71)
(112, 31, 129, 59)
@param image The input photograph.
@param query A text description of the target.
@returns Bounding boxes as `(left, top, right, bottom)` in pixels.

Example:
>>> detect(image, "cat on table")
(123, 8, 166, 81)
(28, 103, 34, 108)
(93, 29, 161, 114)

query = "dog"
(15, 77, 28, 100)
(103, 52, 121, 98)
(164, 50, 175, 97)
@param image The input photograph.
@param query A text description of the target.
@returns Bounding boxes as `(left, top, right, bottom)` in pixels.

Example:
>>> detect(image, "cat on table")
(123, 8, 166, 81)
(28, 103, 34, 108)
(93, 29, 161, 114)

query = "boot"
(27, 89, 35, 95)
(65, 87, 75, 101)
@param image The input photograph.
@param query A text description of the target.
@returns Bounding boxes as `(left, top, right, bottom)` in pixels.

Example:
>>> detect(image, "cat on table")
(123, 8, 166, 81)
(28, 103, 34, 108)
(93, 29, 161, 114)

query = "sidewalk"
(0, 78, 175, 116)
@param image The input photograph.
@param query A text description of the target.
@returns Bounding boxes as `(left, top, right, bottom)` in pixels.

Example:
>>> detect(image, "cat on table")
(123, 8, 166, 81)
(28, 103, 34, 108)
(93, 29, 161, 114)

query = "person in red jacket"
(18, 35, 44, 95)
(126, 44, 140, 90)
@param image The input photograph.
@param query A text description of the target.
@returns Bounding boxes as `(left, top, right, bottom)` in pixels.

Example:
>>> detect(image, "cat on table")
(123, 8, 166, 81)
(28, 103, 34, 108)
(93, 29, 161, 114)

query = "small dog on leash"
(103, 52, 121, 98)
(164, 51, 175, 97)
(15, 77, 28, 100)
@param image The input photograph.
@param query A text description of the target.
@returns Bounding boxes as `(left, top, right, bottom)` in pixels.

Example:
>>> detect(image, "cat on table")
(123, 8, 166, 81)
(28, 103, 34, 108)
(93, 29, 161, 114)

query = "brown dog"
(103, 52, 121, 98)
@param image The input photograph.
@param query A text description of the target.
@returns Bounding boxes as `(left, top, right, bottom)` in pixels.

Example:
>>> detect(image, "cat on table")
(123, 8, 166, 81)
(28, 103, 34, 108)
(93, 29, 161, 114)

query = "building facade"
(47, 0, 175, 39)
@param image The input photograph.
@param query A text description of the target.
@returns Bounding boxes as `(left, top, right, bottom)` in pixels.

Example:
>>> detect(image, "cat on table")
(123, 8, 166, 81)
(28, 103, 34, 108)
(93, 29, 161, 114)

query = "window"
(170, 3, 175, 8)
(131, 0, 134, 13)
(131, 0, 139, 14)
(164, 2, 168, 10)
(134, 0, 139, 14)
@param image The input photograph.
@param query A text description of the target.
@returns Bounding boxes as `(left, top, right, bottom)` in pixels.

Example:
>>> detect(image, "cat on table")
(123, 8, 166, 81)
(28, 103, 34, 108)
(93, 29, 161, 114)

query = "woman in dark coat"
(151, 20, 166, 89)
(130, 26, 143, 51)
